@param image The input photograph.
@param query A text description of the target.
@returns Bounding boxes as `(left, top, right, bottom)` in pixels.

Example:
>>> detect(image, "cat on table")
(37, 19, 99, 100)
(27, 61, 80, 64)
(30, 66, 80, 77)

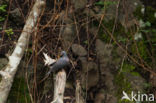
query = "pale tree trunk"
(0, 0, 45, 103)
(51, 69, 66, 103)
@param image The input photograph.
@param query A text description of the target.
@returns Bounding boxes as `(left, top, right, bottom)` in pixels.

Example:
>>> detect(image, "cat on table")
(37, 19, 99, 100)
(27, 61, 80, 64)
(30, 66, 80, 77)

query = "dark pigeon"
(46, 51, 69, 76)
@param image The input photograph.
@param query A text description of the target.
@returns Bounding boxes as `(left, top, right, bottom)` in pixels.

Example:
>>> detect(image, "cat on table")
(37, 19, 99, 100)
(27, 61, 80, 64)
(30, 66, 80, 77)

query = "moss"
(144, 6, 156, 25)
(137, 41, 148, 60)
(7, 77, 31, 103)
(114, 62, 142, 103)
(133, 5, 144, 20)
(131, 41, 148, 61)
(115, 73, 133, 103)
(98, 19, 126, 43)
(133, 5, 156, 66)
(134, 5, 156, 26)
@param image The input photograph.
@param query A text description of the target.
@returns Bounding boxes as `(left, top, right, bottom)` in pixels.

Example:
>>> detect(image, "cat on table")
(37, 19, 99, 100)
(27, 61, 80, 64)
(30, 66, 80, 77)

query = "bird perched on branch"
(39, 51, 69, 83)
(45, 51, 69, 76)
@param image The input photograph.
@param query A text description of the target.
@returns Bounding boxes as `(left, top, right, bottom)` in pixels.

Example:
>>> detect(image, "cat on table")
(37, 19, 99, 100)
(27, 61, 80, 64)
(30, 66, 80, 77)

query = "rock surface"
(71, 0, 88, 10)
(125, 73, 146, 91)
(81, 68, 99, 89)
(72, 44, 87, 56)
(79, 56, 99, 89)
(0, 58, 8, 70)
(60, 13, 76, 50)
(95, 39, 117, 103)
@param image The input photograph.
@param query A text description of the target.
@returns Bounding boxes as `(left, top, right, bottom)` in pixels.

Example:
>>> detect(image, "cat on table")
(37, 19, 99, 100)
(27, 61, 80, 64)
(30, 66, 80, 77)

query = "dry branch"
(75, 80, 85, 103)
(51, 69, 66, 103)
(0, 0, 45, 103)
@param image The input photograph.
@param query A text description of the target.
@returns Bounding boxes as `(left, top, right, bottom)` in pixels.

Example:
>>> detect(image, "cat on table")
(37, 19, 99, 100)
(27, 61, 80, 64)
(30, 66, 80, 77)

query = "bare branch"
(75, 80, 85, 103)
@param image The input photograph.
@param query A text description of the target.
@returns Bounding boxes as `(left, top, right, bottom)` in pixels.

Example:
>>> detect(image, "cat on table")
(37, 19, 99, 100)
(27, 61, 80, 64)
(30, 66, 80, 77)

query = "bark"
(0, 0, 45, 103)
(51, 69, 66, 103)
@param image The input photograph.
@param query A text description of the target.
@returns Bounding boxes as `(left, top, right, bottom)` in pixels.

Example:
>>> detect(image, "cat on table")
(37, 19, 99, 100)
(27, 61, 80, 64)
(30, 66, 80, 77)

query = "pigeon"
(46, 51, 69, 76)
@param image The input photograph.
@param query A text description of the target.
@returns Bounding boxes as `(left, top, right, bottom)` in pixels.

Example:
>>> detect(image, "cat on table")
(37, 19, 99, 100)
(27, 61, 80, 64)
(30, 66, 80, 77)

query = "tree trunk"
(0, 0, 45, 103)
(51, 69, 66, 103)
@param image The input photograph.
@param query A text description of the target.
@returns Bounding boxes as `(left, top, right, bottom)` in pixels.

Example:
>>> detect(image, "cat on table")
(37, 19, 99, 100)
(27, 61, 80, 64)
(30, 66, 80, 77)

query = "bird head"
(60, 51, 67, 57)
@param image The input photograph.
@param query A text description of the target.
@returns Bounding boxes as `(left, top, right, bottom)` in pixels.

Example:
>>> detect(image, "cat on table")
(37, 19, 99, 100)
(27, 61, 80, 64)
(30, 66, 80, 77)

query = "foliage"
(0, 16, 5, 22)
(0, 3, 7, 31)
(115, 62, 144, 103)
(83, 40, 88, 45)
(7, 78, 31, 103)
(95, 6, 154, 102)
(0, 4, 7, 12)
(115, 72, 133, 103)
(5, 28, 14, 39)
(122, 63, 140, 76)
(133, 5, 156, 65)
(114, 5, 156, 102)
(95, 1, 117, 9)
(144, 6, 156, 24)
(0, 4, 7, 22)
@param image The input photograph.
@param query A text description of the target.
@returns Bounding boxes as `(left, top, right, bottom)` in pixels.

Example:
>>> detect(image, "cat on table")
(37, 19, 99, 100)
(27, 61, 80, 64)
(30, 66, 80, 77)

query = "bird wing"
(49, 57, 68, 72)
(43, 52, 56, 66)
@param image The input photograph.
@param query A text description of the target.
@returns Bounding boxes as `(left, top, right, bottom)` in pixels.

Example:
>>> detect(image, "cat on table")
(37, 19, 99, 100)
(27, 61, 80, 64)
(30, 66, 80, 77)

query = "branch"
(75, 80, 85, 103)
(51, 69, 66, 103)
(0, 0, 45, 103)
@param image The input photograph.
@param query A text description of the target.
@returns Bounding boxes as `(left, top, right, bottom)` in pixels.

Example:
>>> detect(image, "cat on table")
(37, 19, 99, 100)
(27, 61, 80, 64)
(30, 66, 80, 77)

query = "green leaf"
(143, 83, 151, 88)
(140, 29, 149, 33)
(131, 72, 140, 76)
(145, 21, 151, 27)
(0, 5, 7, 12)
(95, 1, 117, 6)
(95, 1, 104, 6)
(118, 37, 127, 42)
(0, 16, 5, 22)
(122, 63, 135, 73)
(83, 40, 88, 45)
(5, 28, 14, 38)
(151, 29, 156, 33)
